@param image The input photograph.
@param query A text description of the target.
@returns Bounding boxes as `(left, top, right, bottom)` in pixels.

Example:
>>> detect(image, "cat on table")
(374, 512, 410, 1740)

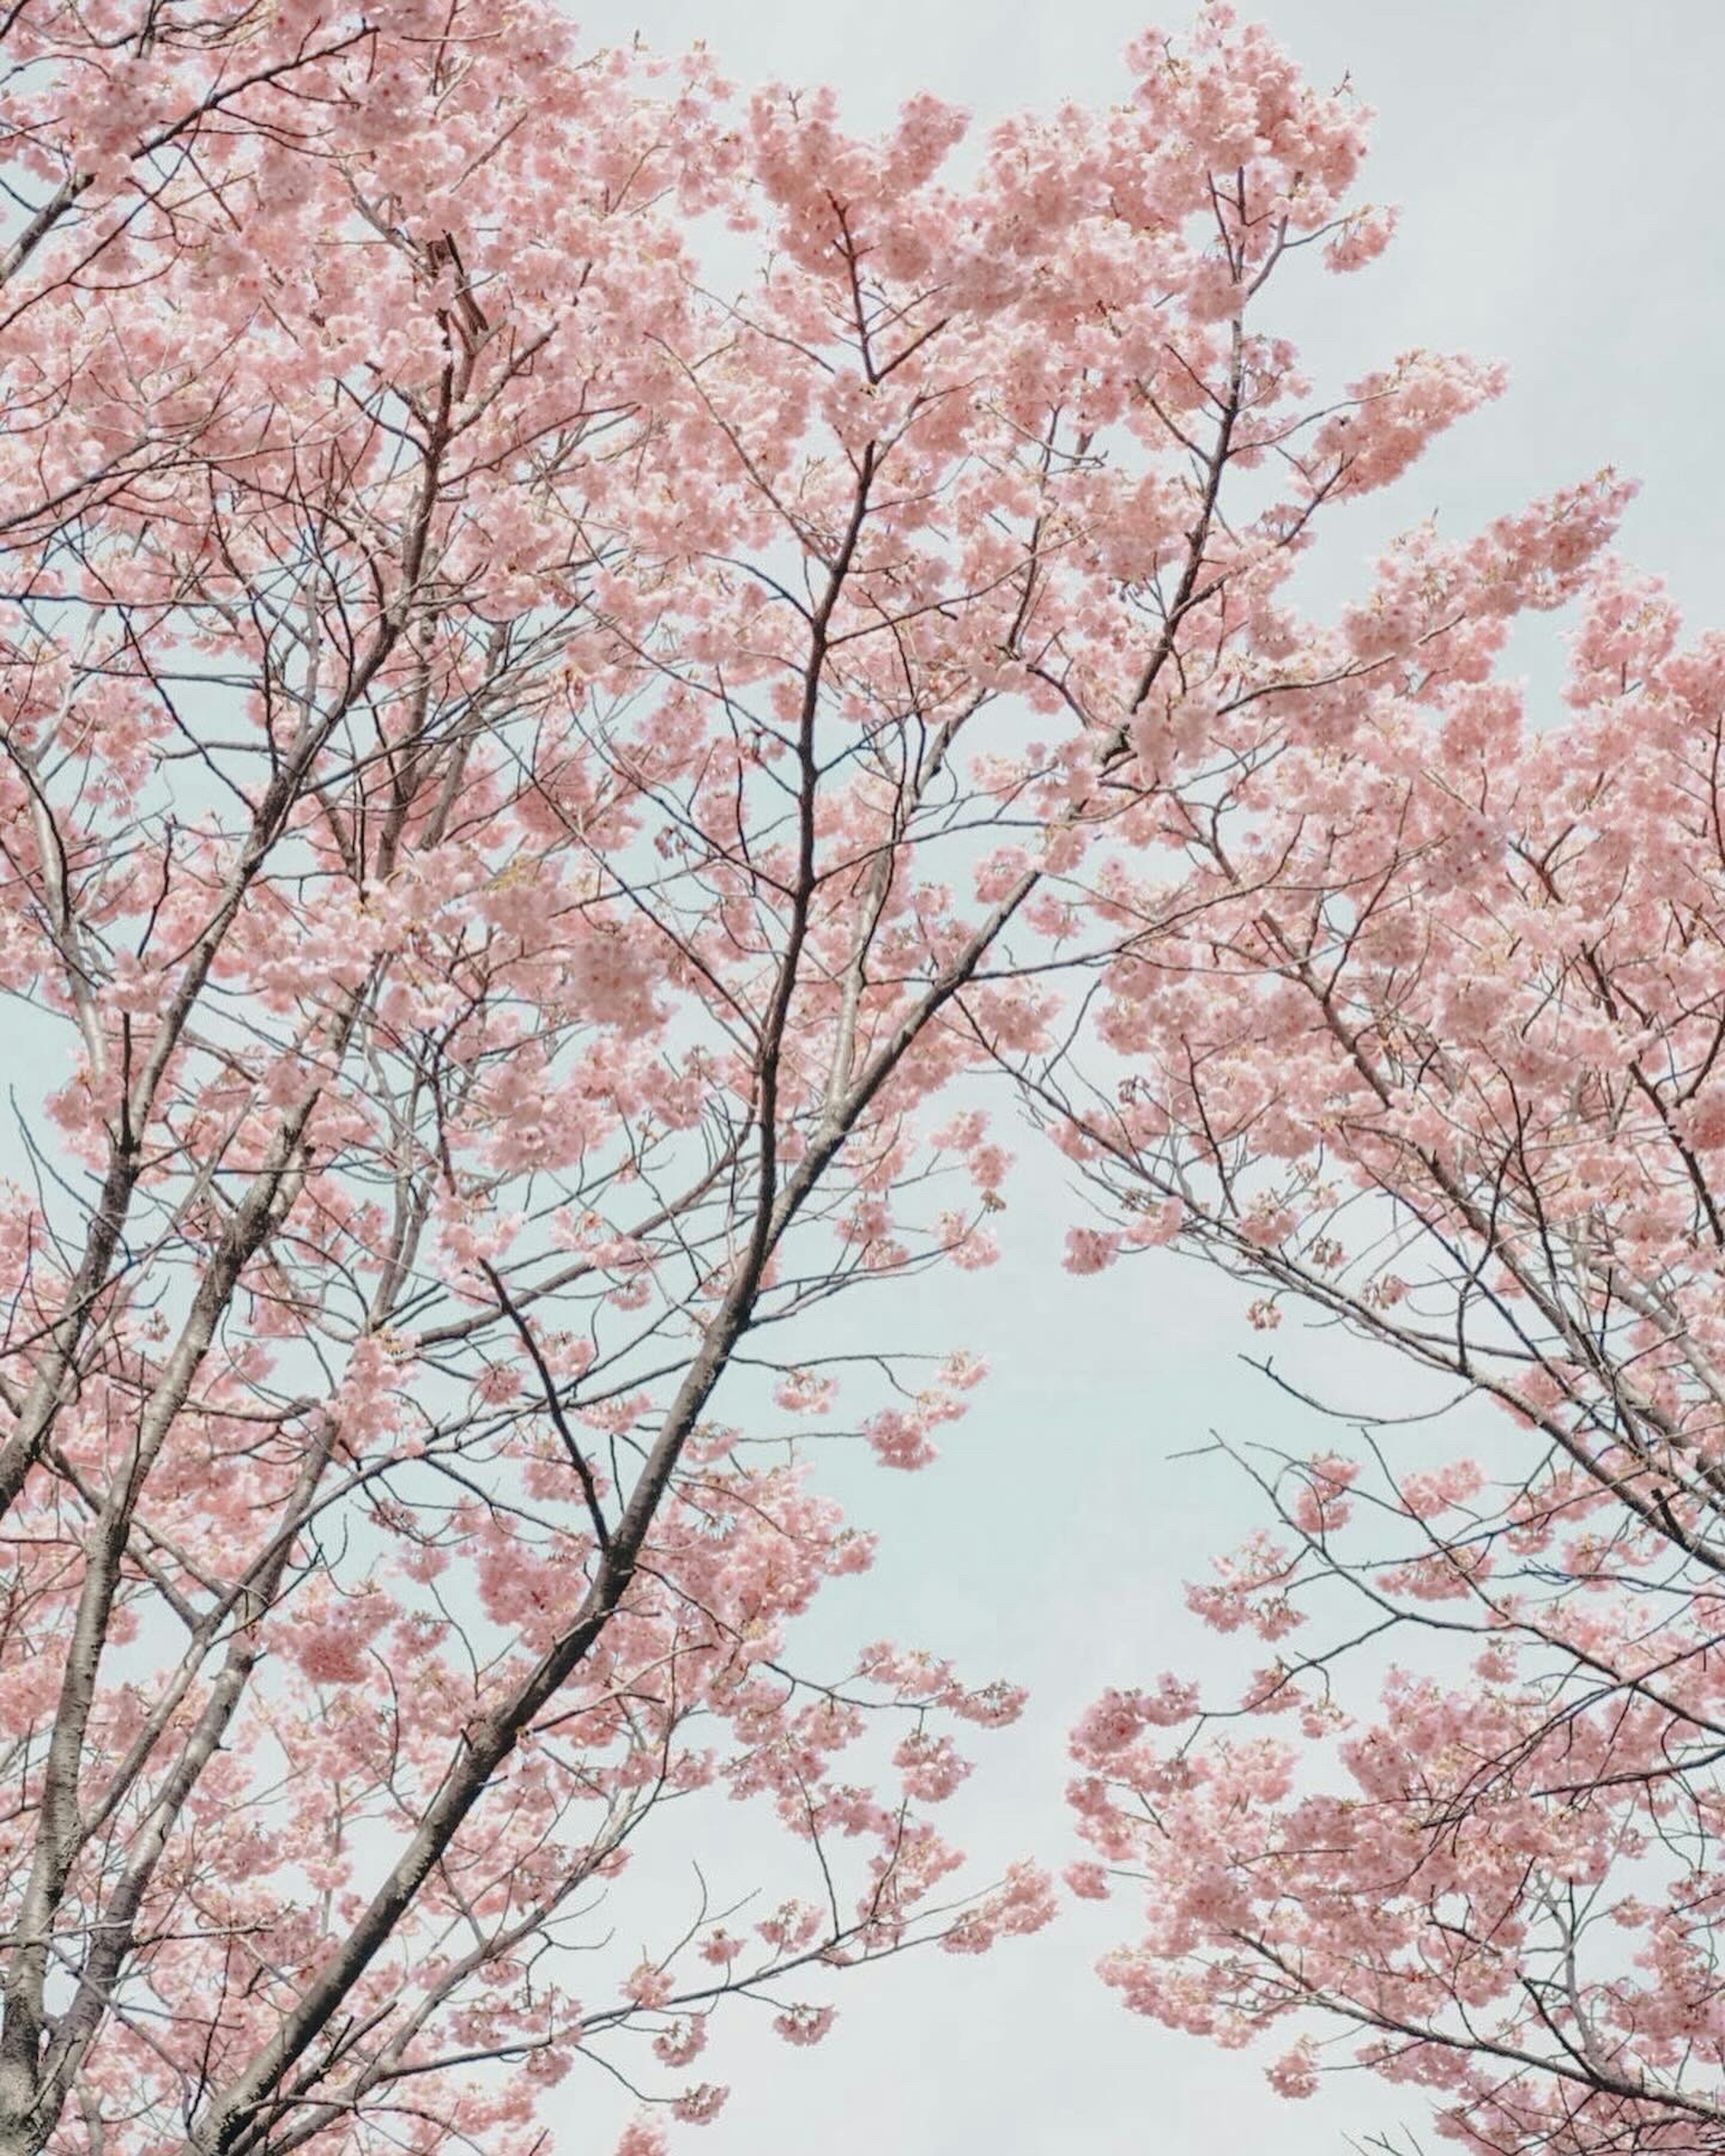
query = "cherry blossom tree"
(0, 0, 1604, 2146)
(1031, 459, 1725, 2139)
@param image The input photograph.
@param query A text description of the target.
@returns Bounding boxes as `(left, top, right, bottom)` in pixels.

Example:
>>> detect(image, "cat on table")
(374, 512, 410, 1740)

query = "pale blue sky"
(565, 4, 1725, 2151)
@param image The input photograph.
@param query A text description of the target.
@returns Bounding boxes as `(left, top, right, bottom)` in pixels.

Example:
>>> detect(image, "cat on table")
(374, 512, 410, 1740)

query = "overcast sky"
(573, 6, 1725, 2148)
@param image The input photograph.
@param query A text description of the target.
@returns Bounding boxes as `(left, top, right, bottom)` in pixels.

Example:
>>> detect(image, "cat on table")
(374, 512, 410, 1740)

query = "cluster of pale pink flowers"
(1042, 509, 1725, 2147)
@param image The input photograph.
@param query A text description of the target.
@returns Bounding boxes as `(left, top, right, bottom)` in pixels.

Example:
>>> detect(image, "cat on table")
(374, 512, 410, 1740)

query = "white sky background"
(582, 5, 1717, 2149)
(549, 3, 1725, 2152)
